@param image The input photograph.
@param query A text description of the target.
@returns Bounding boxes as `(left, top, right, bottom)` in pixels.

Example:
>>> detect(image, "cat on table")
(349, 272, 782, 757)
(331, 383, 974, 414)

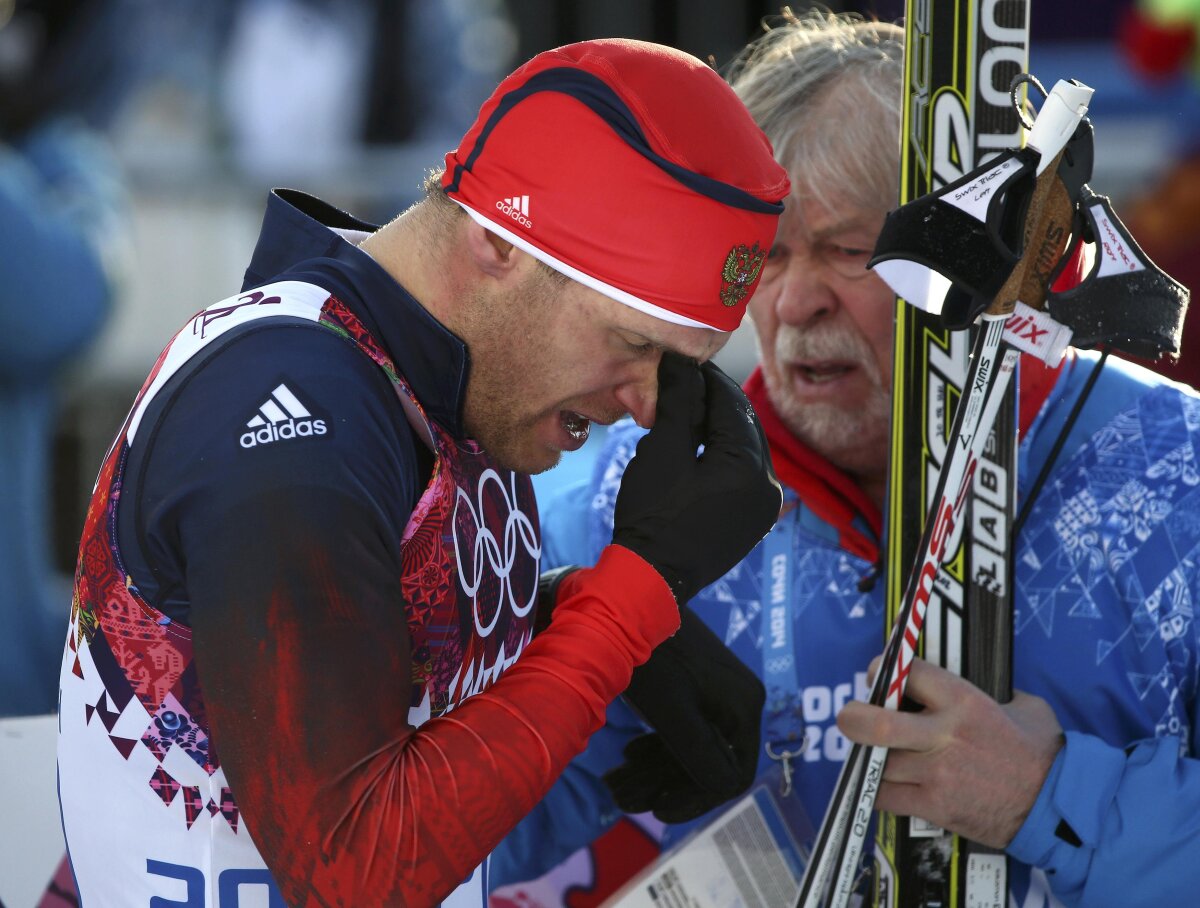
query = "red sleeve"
(328, 545, 678, 904)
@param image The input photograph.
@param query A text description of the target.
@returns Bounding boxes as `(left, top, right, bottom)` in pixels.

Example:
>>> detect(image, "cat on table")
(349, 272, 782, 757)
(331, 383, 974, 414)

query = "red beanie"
(443, 39, 790, 331)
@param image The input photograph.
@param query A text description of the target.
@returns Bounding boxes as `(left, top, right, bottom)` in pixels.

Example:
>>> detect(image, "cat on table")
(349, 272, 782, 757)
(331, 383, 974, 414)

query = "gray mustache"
(775, 326, 873, 368)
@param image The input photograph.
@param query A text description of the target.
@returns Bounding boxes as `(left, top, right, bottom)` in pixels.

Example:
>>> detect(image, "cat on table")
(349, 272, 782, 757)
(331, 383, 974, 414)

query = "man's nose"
(773, 256, 838, 327)
(613, 363, 659, 429)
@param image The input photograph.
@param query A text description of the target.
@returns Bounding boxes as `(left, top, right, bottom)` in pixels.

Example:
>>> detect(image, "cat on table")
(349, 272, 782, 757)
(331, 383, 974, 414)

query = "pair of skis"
(872, 3, 1033, 901)
(795, 79, 1092, 908)
(796, 58, 1189, 904)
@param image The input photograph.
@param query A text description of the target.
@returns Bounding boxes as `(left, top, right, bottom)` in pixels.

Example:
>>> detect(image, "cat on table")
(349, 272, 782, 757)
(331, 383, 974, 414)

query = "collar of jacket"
(241, 188, 471, 438)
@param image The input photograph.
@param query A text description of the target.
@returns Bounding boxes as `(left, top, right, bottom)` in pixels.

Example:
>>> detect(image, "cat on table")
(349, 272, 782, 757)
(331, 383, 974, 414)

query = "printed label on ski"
(879, 0, 1027, 905)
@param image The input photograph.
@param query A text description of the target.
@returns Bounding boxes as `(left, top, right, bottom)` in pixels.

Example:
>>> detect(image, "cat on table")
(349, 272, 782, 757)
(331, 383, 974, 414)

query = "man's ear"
(464, 219, 520, 279)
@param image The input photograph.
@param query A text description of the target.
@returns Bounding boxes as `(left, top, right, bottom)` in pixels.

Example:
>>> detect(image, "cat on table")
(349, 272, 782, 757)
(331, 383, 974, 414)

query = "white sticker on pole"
(965, 852, 1006, 908)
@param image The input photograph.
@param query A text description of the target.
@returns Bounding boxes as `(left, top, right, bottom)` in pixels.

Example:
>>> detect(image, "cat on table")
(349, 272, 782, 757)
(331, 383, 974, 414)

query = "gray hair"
(727, 8, 904, 213)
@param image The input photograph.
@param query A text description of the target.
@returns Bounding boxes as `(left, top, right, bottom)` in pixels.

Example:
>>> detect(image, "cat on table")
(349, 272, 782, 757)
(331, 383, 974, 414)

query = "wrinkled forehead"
(778, 192, 887, 240)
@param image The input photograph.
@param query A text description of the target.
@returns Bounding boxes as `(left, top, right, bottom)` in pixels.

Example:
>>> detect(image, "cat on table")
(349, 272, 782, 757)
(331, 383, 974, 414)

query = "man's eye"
(832, 245, 871, 259)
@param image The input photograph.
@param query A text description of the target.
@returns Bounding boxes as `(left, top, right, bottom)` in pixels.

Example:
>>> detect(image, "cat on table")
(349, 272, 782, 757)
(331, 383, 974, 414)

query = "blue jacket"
(493, 352, 1200, 908)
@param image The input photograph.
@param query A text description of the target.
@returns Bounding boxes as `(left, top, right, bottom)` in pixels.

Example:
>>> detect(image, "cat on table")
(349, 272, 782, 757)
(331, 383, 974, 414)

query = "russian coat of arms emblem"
(719, 242, 767, 307)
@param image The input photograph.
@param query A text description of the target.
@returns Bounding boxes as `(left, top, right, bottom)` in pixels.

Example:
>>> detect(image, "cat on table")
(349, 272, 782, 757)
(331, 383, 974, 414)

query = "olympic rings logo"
(765, 656, 795, 675)
(453, 468, 541, 638)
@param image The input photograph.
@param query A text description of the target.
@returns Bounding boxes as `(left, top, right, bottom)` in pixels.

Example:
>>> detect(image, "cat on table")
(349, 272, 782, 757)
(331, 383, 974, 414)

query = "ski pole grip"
(1027, 79, 1094, 173)
(987, 152, 1075, 317)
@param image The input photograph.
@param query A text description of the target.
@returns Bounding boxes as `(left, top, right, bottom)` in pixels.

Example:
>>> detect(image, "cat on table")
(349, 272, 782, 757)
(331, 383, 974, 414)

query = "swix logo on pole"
(1006, 312, 1047, 345)
(1031, 222, 1067, 287)
(1003, 301, 1072, 364)
(974, 360, 991, 393)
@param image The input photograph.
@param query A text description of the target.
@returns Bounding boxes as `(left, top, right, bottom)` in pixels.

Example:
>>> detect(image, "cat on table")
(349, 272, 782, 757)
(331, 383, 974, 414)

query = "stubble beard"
(460, 273, 563, 476)
(764, 323, 891, 478)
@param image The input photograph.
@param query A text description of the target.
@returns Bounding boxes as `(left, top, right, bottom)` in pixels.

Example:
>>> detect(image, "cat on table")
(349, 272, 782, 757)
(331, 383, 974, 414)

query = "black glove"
(532, 565, 580, 636)
(612, 353, 782, 605)
(603, 607, 765, 823)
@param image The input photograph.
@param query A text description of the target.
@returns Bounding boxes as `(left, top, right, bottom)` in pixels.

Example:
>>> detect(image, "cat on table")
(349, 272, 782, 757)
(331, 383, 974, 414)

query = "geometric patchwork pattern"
(218, 786, 241, 833)
(1016, 383, 1200, 752)
(182, 786, 205, 829)
(89, 690, 123, 733)
(72, 432, 228, 834)
(110, 736, 138, 760)
(150, 767, 181, 806)
(146, 767, 241, 833)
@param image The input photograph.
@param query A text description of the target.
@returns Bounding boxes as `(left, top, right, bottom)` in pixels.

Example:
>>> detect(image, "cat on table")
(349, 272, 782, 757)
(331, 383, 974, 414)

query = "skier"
(491, 11, 1200, 907)
(56, 39, 788, 907)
